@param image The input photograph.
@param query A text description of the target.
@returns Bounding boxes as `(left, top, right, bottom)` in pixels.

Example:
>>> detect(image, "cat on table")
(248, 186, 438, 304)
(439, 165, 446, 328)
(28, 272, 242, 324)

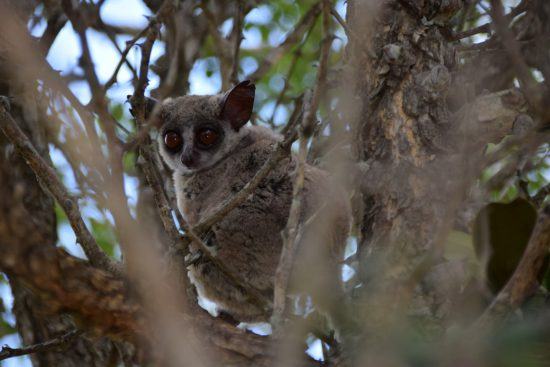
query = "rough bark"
(0, 2, 126, 364)
(0, 0, 548, 366)
(347, 0, 465, 266)
(344, 1, 550, 348)
(0, 82, 124, 366)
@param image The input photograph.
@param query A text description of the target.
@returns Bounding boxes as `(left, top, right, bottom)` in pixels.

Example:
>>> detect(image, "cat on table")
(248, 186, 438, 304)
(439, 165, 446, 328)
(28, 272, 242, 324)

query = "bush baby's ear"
(220, 80, 255, 130)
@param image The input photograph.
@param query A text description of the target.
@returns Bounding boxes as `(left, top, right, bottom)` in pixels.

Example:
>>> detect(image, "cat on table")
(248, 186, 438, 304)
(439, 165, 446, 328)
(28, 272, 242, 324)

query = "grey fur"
(158, 94, 247, 176)
(157, 89, 351, 324)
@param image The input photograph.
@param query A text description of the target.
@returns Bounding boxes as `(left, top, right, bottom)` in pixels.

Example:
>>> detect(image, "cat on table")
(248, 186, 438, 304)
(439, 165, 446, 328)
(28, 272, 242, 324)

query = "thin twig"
(139, 145, 183, 244)
(121, 0, 183, 149)
(38, 11, 68, 54)
(267, 50, 300, 128)
(330, 6, 359, 43)
(452, 0, 529, 41)
(199, 1, 232, 59)
(248, 1, 323, 82)
(104, 26, 151, 91)
(174, 107, 303, 311)
(127, 1, 275, 311)
(0, 102, 121, 275)
(198, 0, 238, 88)
(230, 1, 245, 85)
(125, 20, 163, 150)
(101, 22, 140, 83)
(0, 329, 83, 361)
(271, 128, 308, 332)
(61, 0, 102, 95)
(489, 0, 546, 120)
(271, 0, 332, 332)
(156, 19, 182, 97)
(134, 26, 161, 106)
(301, 2, 332, 135)
(267, 27, 315, 128)
(191, 121, 300, 236)
(533, 183, 550, 206)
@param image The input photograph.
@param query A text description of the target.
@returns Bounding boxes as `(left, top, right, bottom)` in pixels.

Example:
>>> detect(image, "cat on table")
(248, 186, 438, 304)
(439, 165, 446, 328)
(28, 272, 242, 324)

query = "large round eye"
(197, 128, 219, 146)
(164, 131, 183, 152)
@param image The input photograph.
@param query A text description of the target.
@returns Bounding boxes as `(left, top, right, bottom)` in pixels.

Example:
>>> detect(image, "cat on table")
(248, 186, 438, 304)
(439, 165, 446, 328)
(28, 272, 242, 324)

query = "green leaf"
(90, 218, 117, 258)
(55, 202, 68, 225)
(123, 151, 137, 176)
(0, 317, 16, 338)
(110, 103, 124, 122)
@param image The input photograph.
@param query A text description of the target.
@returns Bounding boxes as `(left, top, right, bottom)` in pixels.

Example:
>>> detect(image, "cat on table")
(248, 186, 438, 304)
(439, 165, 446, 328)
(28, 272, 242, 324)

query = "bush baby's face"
(157, 81, 255, 175)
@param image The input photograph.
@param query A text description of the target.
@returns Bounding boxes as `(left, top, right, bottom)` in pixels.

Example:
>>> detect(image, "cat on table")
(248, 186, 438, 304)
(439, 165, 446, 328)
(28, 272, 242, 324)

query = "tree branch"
(191, 112, 301, 236)
(452, 0, 529, 41)
(0, 243, 325, 366)
(476, 203, 550, 326)
(0, 101, 121, 275)
(454, 88, 528, 145)
(103, 25, 152, 91)
(248, 1, 323, 82)
(182, 114, 301, 312)
(489, 0, 547, 121)
(0, 330, 83, 362)
(272, 0, 332, 331)
(229, 0, 245, 85)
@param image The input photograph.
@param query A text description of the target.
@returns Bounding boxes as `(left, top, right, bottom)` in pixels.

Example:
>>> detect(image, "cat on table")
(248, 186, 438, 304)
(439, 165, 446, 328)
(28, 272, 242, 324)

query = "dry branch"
(454, 88, 528, 144)
(489, 0, 547, 121)
(272, 0, 332, 331)
(330, 6, 359, 44)
(180, 113, 302, 311)
(0, 330, 83, 362)
(0, 246, 146, 341)
(127, 4, 282, 312)
(230, 1, 245, 86)
(0, 242, 324, 367)
(452, 0, 529, 41)
(248, 1, 323, 82)
(477, 203, 550, 325)
(0, 102, 121, 275)
(104, 26, 152, 91)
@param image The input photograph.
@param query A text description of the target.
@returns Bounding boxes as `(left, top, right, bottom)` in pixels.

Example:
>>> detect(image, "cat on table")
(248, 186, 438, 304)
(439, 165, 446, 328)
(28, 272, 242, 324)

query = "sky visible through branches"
(0, 1, 349, 365)
(1, 0, 547, 365)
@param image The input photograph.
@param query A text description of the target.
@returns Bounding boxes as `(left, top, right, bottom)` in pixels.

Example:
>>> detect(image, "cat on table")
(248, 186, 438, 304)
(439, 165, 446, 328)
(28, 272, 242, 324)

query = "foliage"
(0, 0, 549, 366)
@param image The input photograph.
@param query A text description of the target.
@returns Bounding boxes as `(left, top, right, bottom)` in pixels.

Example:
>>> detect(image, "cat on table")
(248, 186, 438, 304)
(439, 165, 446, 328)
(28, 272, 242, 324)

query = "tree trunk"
(347, 0, 465, 274)
(0, 5, 124, 364)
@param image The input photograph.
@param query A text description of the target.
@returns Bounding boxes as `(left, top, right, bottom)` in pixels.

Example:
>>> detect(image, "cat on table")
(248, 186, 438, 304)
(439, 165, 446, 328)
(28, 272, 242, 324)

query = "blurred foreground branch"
(0, 100, 121, 275)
